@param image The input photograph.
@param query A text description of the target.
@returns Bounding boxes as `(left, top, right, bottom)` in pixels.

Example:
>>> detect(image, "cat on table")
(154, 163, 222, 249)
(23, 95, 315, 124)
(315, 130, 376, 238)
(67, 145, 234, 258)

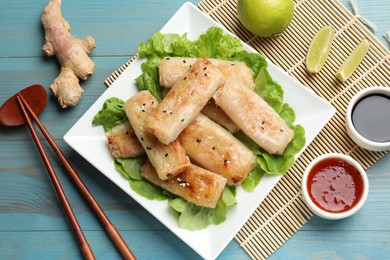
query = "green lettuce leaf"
(138, 32, 192, 58)
(92, 97, 128, 132)
(254, 67, 284, 112)
(168, 197, 187, 213)
(222, 186, 237, 206)
(192, 27, 243, 59)
(257, 125, 306, 174)
(177, 200, 227, 230)
(135, 57, 163, 101)
(115, 157, 167, 200)
(169, 193, 228, 230)
(233, 51, 268, 78)
(115, 156, 145, 180)
(129, 179, 167, 201)
(241, 164, 266, 192)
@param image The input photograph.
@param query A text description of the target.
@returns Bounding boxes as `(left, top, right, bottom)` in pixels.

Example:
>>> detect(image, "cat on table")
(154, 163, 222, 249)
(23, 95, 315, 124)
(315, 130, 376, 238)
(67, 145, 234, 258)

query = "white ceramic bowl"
(301, 153, 369, 220)
(346, 86, 390, 151)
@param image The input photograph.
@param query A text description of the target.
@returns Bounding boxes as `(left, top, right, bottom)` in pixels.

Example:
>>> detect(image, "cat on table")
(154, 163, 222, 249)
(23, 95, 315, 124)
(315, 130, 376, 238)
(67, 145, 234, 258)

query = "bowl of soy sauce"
(346, 86, 390, 151)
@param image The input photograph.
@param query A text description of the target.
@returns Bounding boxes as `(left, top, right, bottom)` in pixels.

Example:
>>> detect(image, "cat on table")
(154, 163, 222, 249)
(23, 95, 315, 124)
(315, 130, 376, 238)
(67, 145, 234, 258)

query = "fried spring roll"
(159, 57, 253, 133)
(161, 81, 238, 133)
(141, 160, 227, 208)
(105, 121, 144, 158)
(213, 77, 294, 155)
(179, 114, 256, 185)
(149, 57, 224, 145)
(124, 91, 190, 180)
(201, 99, 240, 133)
(159, 57, 255, 89)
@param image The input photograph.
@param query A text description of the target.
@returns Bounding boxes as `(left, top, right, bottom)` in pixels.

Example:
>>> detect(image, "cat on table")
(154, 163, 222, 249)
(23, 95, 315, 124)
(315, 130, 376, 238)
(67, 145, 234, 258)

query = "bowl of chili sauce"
(301, 153, 369, 220)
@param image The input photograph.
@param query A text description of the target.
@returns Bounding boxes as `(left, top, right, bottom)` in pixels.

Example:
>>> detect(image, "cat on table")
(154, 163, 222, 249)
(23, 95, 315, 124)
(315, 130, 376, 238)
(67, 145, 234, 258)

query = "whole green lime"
(237, 0, 294, 37)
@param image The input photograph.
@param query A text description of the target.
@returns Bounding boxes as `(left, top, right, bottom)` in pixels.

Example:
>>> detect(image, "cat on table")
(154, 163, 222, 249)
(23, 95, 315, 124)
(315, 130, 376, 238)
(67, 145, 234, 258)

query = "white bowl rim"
(301, 153, 369, 220)
(346, 86, 390, 150)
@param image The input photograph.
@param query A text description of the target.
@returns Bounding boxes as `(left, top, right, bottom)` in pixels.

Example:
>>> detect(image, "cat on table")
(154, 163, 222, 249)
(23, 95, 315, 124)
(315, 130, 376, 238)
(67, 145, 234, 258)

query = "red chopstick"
(16, 94, 136, 259)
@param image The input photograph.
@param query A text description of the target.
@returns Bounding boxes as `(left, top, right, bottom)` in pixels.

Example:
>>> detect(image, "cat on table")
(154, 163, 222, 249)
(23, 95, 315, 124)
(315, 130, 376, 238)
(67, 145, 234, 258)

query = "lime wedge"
(336, 39, 370, 83)
(306, 26, 335, 73)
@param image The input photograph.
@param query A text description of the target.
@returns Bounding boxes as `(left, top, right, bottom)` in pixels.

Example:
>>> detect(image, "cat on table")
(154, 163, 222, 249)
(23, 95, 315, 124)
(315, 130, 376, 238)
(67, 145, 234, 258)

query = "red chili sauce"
(307, 157, 364, 213)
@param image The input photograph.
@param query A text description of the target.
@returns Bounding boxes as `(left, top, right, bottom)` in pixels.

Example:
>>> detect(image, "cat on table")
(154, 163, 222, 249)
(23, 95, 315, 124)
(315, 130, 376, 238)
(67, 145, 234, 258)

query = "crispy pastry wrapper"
(149, 57, 224, 144)
(141, 160, 227, 208)
(214, 77, 294, 155)
(179, 114, 256, 185)
(105, 121, 144, 158)
(124, 91, 190, 180)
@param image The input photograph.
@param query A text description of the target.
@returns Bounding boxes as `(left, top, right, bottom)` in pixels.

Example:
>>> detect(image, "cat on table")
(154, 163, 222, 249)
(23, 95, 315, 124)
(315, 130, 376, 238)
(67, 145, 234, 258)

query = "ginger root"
(41, 0, 95, 108)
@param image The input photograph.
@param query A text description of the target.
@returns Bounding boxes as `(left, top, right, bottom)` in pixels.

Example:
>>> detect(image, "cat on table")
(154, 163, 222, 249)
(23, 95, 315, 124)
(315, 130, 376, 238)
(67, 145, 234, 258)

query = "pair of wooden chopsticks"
(15, 93, 136, 260)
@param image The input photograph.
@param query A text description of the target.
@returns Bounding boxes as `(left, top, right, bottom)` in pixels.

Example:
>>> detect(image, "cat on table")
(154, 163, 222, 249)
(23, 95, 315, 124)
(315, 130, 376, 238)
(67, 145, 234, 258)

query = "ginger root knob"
(41, 0, 95, 108)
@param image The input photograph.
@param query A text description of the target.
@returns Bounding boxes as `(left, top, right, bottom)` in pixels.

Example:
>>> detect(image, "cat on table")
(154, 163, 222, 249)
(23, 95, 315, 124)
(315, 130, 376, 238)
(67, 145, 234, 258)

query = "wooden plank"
(0, 0, 384, 58)
(0, 0, 199, 57)
(270, 230, 390, 259)
(0, 230, 247, 259)
(0, 231, 206, 259)
(0, 0, 389, 259)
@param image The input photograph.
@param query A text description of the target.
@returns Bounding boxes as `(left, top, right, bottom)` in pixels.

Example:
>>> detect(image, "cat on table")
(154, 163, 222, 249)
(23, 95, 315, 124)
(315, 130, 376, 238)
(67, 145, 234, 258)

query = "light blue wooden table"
(0, 0, 389, 259)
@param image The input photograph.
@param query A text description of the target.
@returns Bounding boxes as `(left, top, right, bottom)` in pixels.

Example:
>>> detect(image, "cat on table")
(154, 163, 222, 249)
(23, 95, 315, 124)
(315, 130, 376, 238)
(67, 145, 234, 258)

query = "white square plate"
(64, 2, 336, 259)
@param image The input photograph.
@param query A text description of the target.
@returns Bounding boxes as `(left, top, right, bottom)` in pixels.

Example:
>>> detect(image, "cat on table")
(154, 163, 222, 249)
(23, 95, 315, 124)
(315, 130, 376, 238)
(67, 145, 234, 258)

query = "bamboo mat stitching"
(240, 191, 303, 245)
(196, 0, 389, 259)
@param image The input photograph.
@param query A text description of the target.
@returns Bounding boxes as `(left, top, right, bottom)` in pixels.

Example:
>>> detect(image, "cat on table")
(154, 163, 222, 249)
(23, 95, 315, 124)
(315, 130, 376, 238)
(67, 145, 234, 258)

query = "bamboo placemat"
(105, 0, 389, 258)
(197, 0, 389, 258)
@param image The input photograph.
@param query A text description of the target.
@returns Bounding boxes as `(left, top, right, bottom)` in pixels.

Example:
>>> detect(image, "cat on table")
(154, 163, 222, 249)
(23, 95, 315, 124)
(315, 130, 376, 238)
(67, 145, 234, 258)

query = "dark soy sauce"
(352, 94, 390, 142)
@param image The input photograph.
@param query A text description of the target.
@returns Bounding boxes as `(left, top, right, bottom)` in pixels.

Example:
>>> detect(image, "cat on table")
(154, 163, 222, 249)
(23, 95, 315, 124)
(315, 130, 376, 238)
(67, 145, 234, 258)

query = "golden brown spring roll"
(159, 57, 253, 133)
(105, 121, 144, 158)
(159, 57, 255, 89)
(141, 160, 227, 208)
(124, 91, 190, 180)
(179, 114, 256, 185)
(161, 83, 238, 133)
(148, 57, 224, 145)
(213, 77, 294, 155)
(201, 99, 240, 133)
